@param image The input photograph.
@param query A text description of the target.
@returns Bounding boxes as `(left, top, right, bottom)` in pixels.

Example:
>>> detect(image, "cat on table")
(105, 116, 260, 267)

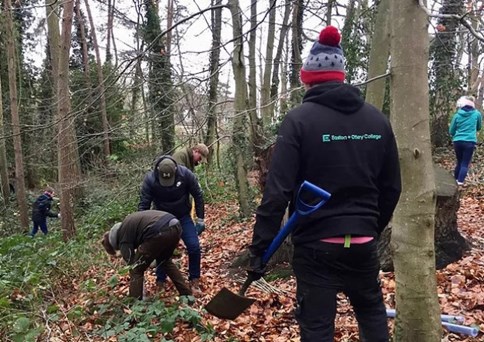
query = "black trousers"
(292, 240, 389, 342)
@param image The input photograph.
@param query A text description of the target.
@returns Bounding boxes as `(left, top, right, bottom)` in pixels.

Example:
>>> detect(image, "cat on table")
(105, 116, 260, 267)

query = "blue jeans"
(31, 220, 48, 236)
(453, 141, 476, 183)
(156, 215, 201, 281)
(292, 240, 388, 342)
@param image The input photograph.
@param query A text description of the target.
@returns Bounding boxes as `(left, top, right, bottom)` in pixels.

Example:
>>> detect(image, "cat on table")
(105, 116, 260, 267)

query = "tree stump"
(378, 165, 470, 271)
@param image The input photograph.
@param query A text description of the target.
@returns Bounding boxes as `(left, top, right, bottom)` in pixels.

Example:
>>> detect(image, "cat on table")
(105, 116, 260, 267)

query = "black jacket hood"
(303, 82, 364, 114)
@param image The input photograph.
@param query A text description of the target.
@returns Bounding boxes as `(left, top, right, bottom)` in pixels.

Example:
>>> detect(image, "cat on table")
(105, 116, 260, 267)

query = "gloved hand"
(195, 218, 205, 235)
(247, 252, 266, 281)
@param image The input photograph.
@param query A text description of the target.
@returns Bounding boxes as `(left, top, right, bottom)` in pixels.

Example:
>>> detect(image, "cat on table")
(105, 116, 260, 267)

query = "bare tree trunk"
(247, 0, 263, 155)
(131, 0, 144, 137)
(0, 74, 9, 205)
(365, 0, 390, 111)
(228, 0, 251, 217)
(84, 0, 111, 159)
(58, 0, 81, 240)
(4, 0, 29, 230)
(111, 0, 118, 67)
(289, 0, 303, 105)
(325, 0, 334, 25)
(260, 0, 276, 128)
(269, 0, 291, 118)
(166, 0, 174, 56)
(468, 9, 480, 95)
(75, 0, 92, 91)
(105, 0, 113, 63)
(46, 0, 60, 102)
(280, 37, 289, 115)
(205, 0, 222, 164)
(390, 1, 441, 340)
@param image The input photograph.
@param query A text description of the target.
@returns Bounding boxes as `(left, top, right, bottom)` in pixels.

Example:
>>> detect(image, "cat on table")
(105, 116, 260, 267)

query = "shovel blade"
(205, 287, 256, 320)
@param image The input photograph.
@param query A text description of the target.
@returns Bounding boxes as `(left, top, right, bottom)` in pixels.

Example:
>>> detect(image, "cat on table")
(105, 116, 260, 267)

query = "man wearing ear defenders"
(139, 156, 205, 294)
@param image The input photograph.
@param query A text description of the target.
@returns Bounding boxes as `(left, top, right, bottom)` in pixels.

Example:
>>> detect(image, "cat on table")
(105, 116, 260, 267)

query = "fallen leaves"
(44, 154, 484, 341)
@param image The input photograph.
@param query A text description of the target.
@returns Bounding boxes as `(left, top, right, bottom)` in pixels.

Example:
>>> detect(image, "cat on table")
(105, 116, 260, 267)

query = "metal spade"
(205, 180, 331, 320)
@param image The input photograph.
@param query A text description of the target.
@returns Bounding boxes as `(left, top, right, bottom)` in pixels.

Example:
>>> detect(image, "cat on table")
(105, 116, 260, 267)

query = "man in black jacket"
(139, 156, 205, 293)
(248, 26, 401, 342)
(30, 187, 59, 237)
(101, 210, 192, 299)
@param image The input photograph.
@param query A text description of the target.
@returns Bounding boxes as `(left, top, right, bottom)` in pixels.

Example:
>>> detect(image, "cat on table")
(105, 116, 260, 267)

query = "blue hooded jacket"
(449, 106, 482, 143)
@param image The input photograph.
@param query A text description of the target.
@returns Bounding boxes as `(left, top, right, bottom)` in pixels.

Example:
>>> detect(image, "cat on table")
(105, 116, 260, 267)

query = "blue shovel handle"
(262, 181, 331, 265)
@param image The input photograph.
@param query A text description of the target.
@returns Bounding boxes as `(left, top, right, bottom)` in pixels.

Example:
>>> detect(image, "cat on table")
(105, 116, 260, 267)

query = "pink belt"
(321, 236, 373, 244)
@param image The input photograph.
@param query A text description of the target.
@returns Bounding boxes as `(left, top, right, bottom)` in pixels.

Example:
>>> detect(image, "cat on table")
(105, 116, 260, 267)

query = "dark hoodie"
(250, 82, 401, 255)
(32, 192, 58, 222)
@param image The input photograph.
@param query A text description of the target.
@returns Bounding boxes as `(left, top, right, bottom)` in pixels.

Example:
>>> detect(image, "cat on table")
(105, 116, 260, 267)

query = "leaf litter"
(50, 150, 484, 341)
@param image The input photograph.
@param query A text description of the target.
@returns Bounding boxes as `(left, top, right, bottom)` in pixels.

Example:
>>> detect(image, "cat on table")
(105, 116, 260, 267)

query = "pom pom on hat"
(300, 25, 345, 85)
(319, 25, 341, 46)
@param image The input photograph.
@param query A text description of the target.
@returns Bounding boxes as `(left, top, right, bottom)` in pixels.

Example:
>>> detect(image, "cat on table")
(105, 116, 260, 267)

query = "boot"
(189, 278, 202, 295)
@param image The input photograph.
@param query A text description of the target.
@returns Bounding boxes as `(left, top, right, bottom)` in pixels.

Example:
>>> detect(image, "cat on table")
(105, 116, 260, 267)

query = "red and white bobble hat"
(300, 26, 346, 85)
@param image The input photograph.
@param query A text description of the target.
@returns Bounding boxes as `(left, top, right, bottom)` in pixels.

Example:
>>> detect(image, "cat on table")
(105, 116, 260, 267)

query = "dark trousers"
(453, 141, 476, 183)
(31, 219, 48, 236)
(129, 224, 191, 299)
(156, 215, 201, 282)
(292, 240, 389, 342)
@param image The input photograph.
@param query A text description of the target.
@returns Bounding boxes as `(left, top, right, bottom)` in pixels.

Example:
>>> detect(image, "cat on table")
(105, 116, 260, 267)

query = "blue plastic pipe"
(442, 321, 479, 337)
(386, 309, 464, 324)
(386, 309, 478, 337)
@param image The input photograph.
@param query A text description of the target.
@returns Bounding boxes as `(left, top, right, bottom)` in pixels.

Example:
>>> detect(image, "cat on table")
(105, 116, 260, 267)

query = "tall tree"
(144, 0, 175, 152)
(0, 73, 9, 205)
(4, 0, 29, 229)
(228, 0, 250, 216)
(289, 0, 304, 105)
(105, 0, 113, 63)
(45, 0, 60, 105)
(205, 0, 223, 163)
(57, 0, 82, 240)
(260, 0, 276, 129)
(84, 0, 111, 159)
(429, 0, 465, 148)
(365, 0, 390, 111)
(247, 0, 263, 154)
(74, 0, 92, 84)
(468, 3, 481, 98)
(390, 0, 442, 340)
(268, 0, 291, 120)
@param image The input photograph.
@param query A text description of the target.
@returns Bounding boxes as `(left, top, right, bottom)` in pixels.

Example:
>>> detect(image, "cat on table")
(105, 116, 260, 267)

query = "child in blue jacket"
(30, 187, 60, 236)
(449, 96, 482, 185)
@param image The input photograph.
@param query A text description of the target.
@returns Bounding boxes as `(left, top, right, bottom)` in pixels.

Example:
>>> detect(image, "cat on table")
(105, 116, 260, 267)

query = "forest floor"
(52, 146, 484, 341)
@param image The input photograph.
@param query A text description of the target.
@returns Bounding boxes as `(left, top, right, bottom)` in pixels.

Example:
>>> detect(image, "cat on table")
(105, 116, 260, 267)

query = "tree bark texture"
(144, 0, 175, 152)
(205, 0, 222, 164)
(260, 0, 276, 128)
(289, 0, 303, 105)
(365, 0, 390, 111)
(58, 0, 82, 240)
(390, 1, 442, 340)
(228, 0, 251, 217)
(268, 0, 291, 120)
(84, 0, 111, 158)
(0, 73, 9, 205)
(247, 0, 262, 154)
(4, 0, 29, 230)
